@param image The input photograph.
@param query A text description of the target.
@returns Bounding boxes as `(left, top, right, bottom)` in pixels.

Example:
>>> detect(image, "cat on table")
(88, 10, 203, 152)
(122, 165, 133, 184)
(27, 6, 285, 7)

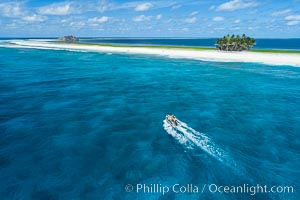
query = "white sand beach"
(9, 40, 300, 67)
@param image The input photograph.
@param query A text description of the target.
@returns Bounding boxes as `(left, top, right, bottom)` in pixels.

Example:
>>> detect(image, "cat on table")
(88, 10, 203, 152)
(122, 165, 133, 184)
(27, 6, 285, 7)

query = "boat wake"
(163, 119, 241, 173)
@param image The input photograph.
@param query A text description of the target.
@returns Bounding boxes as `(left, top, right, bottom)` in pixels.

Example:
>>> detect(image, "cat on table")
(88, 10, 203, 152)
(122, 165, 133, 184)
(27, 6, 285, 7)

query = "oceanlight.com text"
(125, 183, 294, 196)
(206, 184, 294, 195)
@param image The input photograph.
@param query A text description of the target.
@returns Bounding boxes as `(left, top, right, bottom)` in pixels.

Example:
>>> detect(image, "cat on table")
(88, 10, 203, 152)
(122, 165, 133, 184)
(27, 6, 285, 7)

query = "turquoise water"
(0, 46, 299, 199)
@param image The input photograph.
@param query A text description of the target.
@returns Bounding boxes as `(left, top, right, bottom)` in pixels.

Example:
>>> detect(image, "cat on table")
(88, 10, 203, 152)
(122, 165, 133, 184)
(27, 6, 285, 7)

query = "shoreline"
(5, 40, 300, 66)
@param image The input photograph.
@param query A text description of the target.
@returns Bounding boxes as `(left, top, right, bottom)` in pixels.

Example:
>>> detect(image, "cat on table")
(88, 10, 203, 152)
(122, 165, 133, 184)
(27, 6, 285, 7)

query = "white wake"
(163, 119, 241, 173)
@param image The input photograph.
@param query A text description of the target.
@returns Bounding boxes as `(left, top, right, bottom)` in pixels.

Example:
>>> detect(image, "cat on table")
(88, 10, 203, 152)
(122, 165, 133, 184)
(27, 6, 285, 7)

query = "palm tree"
(235, 35, 241, 51)
(215, 34, 256, 51)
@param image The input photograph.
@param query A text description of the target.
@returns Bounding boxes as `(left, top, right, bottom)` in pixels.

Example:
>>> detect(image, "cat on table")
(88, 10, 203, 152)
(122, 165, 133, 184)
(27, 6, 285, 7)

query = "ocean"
(0, 45, 299, 199)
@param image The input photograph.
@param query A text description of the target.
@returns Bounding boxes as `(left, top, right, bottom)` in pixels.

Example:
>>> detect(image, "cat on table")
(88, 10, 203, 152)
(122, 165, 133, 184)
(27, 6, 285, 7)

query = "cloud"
(247, 26, 259, 30)
(38, 2, 78, 15)
(214, 27, 225, 31)
(88, 16, 109, 23)
(0, 2, 23, 17)
(190, 11, 198, 16)
(0, 2, 47, 24)
(156, 14, 162, 20)
(209, 5, 216, 10)
(134, 3, 153, 11)
(230, 27, 240, 30)
(234, 19, 240, 23)
(171, 5, 181, 10)
(22, 14, 47, 22)
(271, 9, 291, 17)
(287, 21, 299, 26)
(133, 15, 151, 22)
(60, 18, 70, 23)
(216, 0, 258, 11)
(92, 1, 178, 13)
(70, 21, 86, 27)
(213, 16, 224, 21)
(165, 19, 172, 24)
(97, 0, 111, 13)
(285, 15, 300, 26)
(247, 9, 257, 14)
(184, 17, 197, 23)
(285, 15, 300, 20)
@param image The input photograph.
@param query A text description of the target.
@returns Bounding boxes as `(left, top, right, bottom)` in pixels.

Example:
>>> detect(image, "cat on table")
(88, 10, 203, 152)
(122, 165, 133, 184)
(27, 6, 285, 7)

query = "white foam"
(163, 121, 194, 150)
(0, 42, 88, 53)
(163, 119, 242, 173)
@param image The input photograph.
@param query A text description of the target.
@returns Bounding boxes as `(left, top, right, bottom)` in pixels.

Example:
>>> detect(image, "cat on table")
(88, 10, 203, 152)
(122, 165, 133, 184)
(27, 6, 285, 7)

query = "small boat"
(166, 114, 179, 126)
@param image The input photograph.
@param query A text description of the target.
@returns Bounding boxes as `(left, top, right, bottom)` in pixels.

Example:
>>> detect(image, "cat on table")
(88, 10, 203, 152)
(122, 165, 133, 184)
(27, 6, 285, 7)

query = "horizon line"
(1, 37, 300, 39)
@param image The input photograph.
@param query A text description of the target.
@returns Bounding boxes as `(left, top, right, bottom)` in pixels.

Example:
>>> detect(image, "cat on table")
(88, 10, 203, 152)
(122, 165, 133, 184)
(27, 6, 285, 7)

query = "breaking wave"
(0, 41, 88, 53)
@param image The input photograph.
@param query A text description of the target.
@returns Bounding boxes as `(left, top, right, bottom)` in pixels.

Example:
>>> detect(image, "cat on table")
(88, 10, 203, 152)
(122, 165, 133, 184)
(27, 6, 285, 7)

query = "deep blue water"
(80, 38, 300, 50)
(0, 46, 299, 200)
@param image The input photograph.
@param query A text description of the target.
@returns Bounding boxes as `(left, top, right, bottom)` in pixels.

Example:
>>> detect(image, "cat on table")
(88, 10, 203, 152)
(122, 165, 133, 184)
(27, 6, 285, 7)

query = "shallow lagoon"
(0, 47, 299, 199)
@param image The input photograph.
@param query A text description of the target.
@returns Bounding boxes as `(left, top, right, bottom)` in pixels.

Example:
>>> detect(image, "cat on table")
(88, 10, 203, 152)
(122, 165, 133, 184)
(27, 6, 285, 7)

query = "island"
(58, 35, 79, 43)
(216, 34, 256, 51)
(8, 40, 300, 67)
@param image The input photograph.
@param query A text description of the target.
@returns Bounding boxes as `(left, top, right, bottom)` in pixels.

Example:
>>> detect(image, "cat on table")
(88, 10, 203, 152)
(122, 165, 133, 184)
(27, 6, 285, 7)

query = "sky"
(0, 0, 300, 38)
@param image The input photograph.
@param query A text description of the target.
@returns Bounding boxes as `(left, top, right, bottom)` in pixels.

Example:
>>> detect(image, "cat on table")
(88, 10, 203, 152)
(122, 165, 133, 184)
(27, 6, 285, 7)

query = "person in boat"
(172, 116, 178, 126)
(167, 115, 173, 122)
(167, 114, 178, 126)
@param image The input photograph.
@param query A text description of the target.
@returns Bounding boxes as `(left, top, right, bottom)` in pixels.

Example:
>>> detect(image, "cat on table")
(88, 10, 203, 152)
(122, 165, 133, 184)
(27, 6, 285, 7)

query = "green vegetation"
(75, 43, 215, 50)
(250, 49, 300, 54)
(58, 35, 79, 43)
(216, 34, 256, 51)
(51, 40, 300, 54)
